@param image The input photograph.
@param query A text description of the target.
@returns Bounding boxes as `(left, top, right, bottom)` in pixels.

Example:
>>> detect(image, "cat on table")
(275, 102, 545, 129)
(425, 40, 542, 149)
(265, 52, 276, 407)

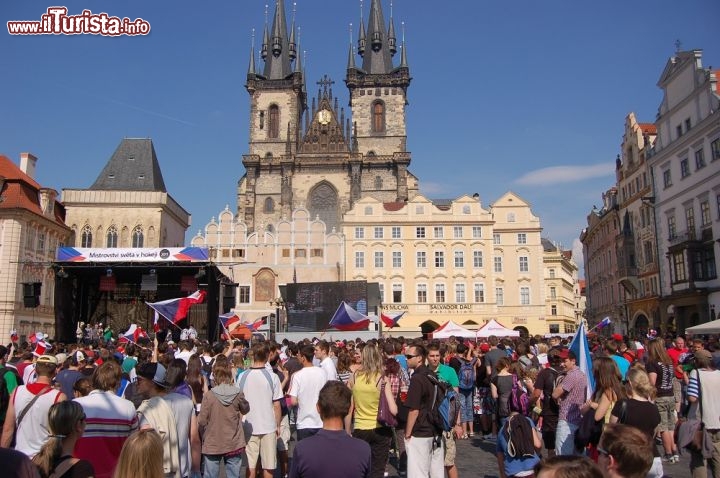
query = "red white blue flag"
(119, 324, 148, 343)
(147, 290, 206, 331)
(381, 311, 405, 328)
(219, 312, 241, 330)
(328, 302, 370, 331)
(246, 317, 265, 331)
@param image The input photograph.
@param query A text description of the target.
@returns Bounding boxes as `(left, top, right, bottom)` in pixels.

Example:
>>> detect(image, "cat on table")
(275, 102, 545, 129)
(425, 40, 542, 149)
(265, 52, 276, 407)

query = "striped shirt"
(74, 390, 138, 478)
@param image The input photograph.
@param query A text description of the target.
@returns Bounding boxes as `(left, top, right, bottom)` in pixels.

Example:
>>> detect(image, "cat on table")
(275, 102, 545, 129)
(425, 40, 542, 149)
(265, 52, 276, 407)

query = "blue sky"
(2, 1, 718, 278)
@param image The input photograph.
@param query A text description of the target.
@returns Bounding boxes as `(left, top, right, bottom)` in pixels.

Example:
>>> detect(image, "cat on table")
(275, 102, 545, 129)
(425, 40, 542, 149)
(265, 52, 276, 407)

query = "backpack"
(200, 357, 215, 387)
(458, 358, 477, 391)
(426, 372, 459, 433)
(0, 366, 21, 423)
(509, 374, 530, 416)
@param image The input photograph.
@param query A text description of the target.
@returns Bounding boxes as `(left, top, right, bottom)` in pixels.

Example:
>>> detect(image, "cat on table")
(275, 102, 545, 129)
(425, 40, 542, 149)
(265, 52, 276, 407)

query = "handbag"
(377, 379, 398, 428)
(574, 407, 604, 449)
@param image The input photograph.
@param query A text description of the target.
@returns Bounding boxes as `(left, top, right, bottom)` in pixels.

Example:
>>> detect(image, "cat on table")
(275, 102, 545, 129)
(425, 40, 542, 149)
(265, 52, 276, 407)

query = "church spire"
(263, 0, 293, 80)
(399, 21, 408, 68)
(247, 29, 256, 77)
(357, 1, 366, 57)
(288, 2, 297, 61)
(387, 1, 396, 56)
(347, 23, 356, 69)
(362, 0, 393, 74)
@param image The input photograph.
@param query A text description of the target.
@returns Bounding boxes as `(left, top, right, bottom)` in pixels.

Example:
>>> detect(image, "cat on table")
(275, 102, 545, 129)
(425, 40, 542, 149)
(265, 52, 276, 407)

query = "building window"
(392, 251, 402, 268)
(355, 227, 365, 239)
(232, 249, 246, 258)
(295, 249, 307, 258)
(693, 247, 717, 280)
(372, 101, 385, 132)
(132, 226, 144, 247)
(435, 251, 445, 268)
(374, 176, 383, 189)
(416, 227, 426, 239)
(711, 138, 720, 161)
(454, 251, 464, 268)
(520, 287, 530, 305)
(496, 287, 504, 305)
(79, 226, 91, 248)
(493, 233, 501, 245)
(453, 226, 463, 239)
(311, 248, 323, 257)
(517, 233, 527, 244)
(551, 305, 557, 316)
(681, 158, 690, 178)
(474, 283, 485, 303)
(364, 206, 373, 215)
(685, 118, 692, 131)
(549, 268, 556, 278)
(355, 251, 365, 268)
(472, 226, 482, 238)
(494, 256, 503, 272)
(238, 286, 251, 303)
(378, 284, 385, 303)
(668, 216, 676, 240)
(550, 286, 557, 298)
(417, 284, 427, 303)
(106, 226, 118, 248)
(455, 284, 466, 303)
(700, 200, 711, 227)
(519, 256, 529, 272)
(473, 250, 483, 268)
(433, 226, 444, 239)
(644, 241, 654, 264)
(392, 226, 401, 239)
(416, 251, 427, 268)
(282, 249, 290, 258)
(392, 284, 402, 303)
(672, 251, 686, 282)
(549, 323, 559, 333)
(663, 169, 672, 188)
(374, 251, 384, 268)
(686, 207, 695, 238)
(268, 105, 279, 138)
(435, 284, 446, 303)
(676, 124, 683, 138)
(507, 213, 516, 222)
(37, 232, 45, 253)
(374, 227, 384, 239)
(264, 197, 275, 213)
(695, 149, 706, 170)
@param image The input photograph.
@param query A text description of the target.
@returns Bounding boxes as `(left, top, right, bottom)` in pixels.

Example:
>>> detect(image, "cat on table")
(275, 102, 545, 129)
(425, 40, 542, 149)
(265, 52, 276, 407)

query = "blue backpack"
(458, 358, 477, 390)
(427, 373, 459, 433)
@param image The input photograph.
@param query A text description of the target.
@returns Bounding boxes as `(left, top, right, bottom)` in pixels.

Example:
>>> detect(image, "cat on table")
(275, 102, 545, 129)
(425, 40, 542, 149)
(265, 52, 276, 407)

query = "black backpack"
(200, 357, 215, 387)
(0, 366, 22, 423)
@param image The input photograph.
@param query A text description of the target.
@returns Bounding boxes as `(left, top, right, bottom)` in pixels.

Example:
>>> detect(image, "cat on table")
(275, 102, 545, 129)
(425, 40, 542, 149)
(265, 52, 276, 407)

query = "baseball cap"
(612, 334, 623, 342)
(55, 353, 68, 364)
(136, 362, 169, 388)
(73, 350, 86, 363)
(36, 355, 58, 365)
(694, 349, 712, 361)
(479, 343, 490, 353)
(557, 348, 571, 360)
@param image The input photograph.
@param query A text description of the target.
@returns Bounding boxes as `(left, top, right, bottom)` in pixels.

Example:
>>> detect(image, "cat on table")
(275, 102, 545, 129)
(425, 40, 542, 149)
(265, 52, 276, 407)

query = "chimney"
(19, 152, 37, 179)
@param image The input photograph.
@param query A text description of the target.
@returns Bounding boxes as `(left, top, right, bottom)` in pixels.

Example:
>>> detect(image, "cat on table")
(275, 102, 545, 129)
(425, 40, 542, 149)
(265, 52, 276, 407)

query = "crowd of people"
(0, 328, 718, 478)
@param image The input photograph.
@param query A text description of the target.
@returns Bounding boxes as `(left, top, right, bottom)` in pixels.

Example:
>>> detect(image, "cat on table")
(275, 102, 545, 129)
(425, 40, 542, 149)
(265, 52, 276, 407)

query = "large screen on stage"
(284, 281, 368, 331)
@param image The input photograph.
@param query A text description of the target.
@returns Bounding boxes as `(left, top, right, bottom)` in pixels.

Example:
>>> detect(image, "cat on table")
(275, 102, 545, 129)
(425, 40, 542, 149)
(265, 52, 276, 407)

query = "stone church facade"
(237, 0, 418, 235)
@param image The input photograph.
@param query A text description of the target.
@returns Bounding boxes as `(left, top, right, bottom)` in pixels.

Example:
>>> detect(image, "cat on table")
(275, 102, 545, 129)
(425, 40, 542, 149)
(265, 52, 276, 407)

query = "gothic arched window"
(264, 197, 275, 213)
(372, 101, 385, 133)
(132, 226, 144, 248)
(106, 226, 118, 248)
(309, 182, 339, 232)
(268, 105, 280, 139)
(81, 225, 93, 248)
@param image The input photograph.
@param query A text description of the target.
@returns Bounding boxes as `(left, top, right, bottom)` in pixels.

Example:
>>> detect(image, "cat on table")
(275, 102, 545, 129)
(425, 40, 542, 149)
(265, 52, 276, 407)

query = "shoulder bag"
(377, 378, 398, 428)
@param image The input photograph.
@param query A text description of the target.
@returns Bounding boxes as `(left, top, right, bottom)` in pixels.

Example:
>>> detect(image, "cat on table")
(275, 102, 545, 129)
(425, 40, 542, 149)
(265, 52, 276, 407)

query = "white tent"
(431, 320, 476, 339)
(685, 319, 720, 335)
(476, 319, 520, 338)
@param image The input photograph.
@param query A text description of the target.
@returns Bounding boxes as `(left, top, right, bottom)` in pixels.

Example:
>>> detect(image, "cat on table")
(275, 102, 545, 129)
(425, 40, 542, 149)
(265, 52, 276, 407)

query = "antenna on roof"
(675, 39, 682, 53)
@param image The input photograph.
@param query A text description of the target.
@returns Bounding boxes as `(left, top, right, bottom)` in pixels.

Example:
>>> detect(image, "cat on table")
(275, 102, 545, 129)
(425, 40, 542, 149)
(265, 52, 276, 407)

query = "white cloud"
(514, 163, 613, 186)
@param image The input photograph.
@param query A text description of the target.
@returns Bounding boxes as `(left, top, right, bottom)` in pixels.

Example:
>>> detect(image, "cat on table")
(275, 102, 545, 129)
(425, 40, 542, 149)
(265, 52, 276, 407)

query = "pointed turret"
(358, 5, 366, 57)
(263, 0, 293, 80)
(288, 4, 297, 61)
(388, 13, 397, 56)
(261, 6, 269, 60)
(400, 29, 408, 68)
(362, 0, 394, 74)
(247, 30, 257, 78)
(347, 43, 356, 69)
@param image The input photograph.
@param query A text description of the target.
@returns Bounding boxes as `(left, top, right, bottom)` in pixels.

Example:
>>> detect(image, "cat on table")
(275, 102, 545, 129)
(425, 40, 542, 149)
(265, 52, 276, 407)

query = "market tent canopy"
(476, 319, 520, 338)
(685, 318, 720, 335)
(431, 320, 476, 339)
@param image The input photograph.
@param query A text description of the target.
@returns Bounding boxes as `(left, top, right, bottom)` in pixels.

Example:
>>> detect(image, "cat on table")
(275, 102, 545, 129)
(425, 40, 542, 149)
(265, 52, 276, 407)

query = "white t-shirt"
(320, 356, 337, 381)
(174, 349, 194, 366)
(237, 367, 283, 435)
(288, 366, 327, 430)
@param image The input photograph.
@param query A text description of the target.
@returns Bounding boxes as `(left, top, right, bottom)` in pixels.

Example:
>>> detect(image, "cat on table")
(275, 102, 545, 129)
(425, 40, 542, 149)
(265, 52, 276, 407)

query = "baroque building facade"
(0, 153, 71, 340)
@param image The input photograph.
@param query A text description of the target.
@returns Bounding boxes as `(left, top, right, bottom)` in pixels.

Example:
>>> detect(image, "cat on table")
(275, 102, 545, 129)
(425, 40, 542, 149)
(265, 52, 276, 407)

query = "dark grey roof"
(541, 238, 557, 252)
(362, 0, 394, 74)
(90, 138, 167, 192)
(263, 0, 293, 80)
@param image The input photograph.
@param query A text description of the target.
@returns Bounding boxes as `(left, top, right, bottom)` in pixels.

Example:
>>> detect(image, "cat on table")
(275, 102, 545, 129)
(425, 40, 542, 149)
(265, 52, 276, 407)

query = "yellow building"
(542, 239, 580, 335)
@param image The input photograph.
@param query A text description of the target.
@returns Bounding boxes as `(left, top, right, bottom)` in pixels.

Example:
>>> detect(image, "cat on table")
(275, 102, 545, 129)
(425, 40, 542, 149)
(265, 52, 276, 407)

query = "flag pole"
(218, 316, 232, 341)
(378, 301, 383, 340)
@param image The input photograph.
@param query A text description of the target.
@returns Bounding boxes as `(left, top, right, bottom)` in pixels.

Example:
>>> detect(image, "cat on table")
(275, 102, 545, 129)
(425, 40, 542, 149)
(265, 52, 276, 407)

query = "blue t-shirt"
(395, 354, 408, 372)
(611, 355, 630, 380)
(290, 429, 371, 478)
(497, 416, 540, 476)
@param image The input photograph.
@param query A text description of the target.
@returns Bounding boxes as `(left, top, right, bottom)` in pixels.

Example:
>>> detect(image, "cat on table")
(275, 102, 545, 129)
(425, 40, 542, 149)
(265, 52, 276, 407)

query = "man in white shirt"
(288, 345, 328, 441)
(174, 340, 194, 365)
(314, 340, 337, 381)
(237, 343, 283, 478)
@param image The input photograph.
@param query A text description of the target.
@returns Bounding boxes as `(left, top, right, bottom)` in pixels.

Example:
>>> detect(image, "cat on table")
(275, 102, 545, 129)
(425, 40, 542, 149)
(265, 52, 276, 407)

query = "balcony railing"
(669, 229, 697, 246)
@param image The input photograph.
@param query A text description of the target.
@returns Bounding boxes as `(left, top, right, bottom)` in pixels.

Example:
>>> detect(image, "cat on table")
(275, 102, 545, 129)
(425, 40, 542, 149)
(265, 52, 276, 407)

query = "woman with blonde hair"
(32, 401, 94, 478)
(644, 338, 678, 462)
(113, 429, 164, 478)
(345, 343, 398, 478)
(609, 367, 663, 478)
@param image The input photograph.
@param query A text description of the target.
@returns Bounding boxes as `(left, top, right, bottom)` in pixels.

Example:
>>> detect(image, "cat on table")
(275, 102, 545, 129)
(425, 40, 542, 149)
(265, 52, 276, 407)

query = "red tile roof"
(639, 123, 657, 134)
(0, 155, 66, 225)
(715, 70, 720, 94)
(383, 202, 406, 211)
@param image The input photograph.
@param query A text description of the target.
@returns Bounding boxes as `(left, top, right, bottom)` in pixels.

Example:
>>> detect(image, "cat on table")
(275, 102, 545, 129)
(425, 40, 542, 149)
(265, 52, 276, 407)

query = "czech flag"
(597, 316, 611, 329)
(381, 311, 405, 328)
(569, 322, 595, 399)
(328, 302, 370, 331)
(219, 312, 241, 331)
(246, 317, 265, 331)
(147, 290, 206, 331)
(119, 324, 148, 343)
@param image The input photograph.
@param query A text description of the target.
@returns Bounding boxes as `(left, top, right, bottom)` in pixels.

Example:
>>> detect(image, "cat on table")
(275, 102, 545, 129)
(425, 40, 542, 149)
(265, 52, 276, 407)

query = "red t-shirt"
(667, 347, 688, 379)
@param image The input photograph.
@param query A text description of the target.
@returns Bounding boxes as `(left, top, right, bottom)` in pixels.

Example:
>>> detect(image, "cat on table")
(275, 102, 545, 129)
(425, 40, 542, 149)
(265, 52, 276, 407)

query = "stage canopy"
(685, 318, 720, 335)
(431, 320, 476, 339)
(476, 319, 520, 338)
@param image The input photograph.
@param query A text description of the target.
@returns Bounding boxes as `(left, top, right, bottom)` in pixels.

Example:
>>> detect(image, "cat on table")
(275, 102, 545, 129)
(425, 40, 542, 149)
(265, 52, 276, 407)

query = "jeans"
(555, 420, 580, 456)
(296, 427, 320, 442)
(353, 427, 393, 478)
(203, 453, 242, 478)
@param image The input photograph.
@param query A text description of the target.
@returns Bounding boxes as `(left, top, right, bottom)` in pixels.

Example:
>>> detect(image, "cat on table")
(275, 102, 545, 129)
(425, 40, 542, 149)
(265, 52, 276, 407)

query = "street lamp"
(269, 297, 286, 333)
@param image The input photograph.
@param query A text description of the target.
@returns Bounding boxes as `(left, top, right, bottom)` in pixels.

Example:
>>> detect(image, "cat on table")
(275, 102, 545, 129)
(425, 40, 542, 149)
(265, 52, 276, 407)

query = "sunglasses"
(404, 354, 417, 359)
(597, 446, 610, 457)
